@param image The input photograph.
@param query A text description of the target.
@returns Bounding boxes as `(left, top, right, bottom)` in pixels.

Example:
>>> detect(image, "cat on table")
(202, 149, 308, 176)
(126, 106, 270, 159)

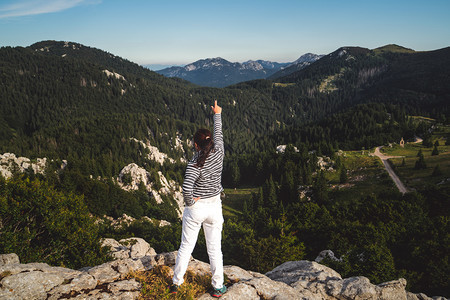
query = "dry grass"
(0, 271, 12, 281)
(273, 82, 295, 87)
(130, 265, 212, 300)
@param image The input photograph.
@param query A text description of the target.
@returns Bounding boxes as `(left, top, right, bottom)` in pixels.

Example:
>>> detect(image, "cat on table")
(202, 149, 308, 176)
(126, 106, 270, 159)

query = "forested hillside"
(271, 45, 449, 123)
(2, 41, 449, 160)
(0, 41, 449, 297)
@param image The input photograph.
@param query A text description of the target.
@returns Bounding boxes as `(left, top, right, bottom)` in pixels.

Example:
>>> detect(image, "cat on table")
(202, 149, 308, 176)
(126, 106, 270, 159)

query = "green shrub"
(0, 176, 110, 268)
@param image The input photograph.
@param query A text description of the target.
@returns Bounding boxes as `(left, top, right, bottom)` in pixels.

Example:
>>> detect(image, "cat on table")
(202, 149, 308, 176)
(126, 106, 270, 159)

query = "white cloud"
(0, 0, 100, 19)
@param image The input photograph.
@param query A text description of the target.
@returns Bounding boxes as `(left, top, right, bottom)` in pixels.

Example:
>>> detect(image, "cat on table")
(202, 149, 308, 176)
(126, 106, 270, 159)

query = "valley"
(0, 40, 449, 297)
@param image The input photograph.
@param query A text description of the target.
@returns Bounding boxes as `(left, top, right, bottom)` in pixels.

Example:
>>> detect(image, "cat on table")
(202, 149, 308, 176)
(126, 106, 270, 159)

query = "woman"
(171, 100, 227, 298)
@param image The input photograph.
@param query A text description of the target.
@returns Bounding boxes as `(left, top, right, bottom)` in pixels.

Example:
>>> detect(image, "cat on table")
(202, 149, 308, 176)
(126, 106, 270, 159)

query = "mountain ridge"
(156, 53, 322, 87)
(268, 53, 324, 79)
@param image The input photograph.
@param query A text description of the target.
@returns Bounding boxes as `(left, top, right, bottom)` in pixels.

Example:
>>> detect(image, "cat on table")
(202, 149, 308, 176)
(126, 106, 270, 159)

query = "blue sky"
(1, 0, 449, 68)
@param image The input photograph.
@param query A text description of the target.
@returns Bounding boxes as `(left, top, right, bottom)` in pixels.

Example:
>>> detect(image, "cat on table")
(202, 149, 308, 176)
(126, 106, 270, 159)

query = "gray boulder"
(377, 278, 408, 300)
(108, 279, 141, 294)
(315, 249, 342, 263)
(0, 253, 150, 300)
(223, 265, 253, 282)
(101, 237, 157, 260)
(47, 273, 97, 300)
(0, 253, 20, 266)
(265, 260, 342, 285)
(1, 271, 64, 300)
(154, 250, 178, 266)
(327, 276, 378, 299)
(266, 260, 411, 300)
(246, 271, 299, 300)
(120, 237, 157, 258)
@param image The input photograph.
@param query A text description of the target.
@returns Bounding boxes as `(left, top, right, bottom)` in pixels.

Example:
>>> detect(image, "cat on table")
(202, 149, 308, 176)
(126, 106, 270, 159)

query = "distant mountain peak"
(325, 47, 371, 61)
(157, 57, 291, 87)
(268, 53, 323, 80)
(30, 40, 83, 52)
(184, 57, 233, 71)
(373, 44, 415, 53)
(293, 53, 324, 64)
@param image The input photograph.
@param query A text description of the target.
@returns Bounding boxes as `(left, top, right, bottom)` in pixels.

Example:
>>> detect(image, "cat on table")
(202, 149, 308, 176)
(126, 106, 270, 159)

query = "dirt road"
(373, 147, 408, 194)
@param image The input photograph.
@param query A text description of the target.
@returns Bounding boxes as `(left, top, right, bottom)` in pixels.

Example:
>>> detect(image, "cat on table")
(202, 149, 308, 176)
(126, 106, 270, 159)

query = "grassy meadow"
(383, 124, 450, 190)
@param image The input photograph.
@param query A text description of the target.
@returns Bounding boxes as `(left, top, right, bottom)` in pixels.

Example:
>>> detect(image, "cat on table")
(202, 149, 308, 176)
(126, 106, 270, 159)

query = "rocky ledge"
(0, 238, 446, 300)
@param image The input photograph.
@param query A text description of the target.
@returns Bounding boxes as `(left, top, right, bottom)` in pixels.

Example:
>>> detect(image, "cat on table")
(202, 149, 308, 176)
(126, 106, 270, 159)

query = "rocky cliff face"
(1, 238, 445, 300)
(0, 153, 53, 179)
(0, 153, 185, 218)
(117, 162, 184, 217)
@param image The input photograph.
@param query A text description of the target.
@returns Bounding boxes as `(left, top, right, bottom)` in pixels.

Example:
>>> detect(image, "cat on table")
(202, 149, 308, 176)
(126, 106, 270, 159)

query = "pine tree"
(312, 170, 329, 204)
(242, 199, 250, 220)
(339, 167, 348, 184)
(231, 161, 240, 187)
(415, 150, 427, 170)
(432, 164, 443, 176)
(263, 175, 279, 216)
(431, 144, 439, 156)
(417, 149, 423, 157)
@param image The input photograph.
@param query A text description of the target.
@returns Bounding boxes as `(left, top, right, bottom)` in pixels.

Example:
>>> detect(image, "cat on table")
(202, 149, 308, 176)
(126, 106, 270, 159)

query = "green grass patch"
(373, 44, 415, 54)
(381, 143, 424, 157)
(221, 187, 258, 218)
(390, 151, 450, 189)
(330, 150, 397, 200)
(379, 124, 450, 190)
(432, 124, 450, 137)
(222, 204, 243, 218)
(340, 150, 381, 170)
(410, 116, 436, 122)
(273, 82, 295, 88)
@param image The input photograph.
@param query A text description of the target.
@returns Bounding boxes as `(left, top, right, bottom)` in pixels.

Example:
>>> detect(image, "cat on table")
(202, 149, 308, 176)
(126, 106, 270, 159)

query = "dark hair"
(194, 128, 215, 168)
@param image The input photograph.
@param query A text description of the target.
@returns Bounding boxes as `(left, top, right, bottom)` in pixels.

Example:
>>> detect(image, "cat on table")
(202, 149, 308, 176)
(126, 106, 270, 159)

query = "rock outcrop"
(117, 163, 184, 217)
(97, 214, 171, 229)
(0, 152, 184, 219)
(0, 238, 446, 300)
(0, 240, 176, 300)
(314, 249, 342, 263)
(101, 237, 157, 260)
(0, 153, 51, 179)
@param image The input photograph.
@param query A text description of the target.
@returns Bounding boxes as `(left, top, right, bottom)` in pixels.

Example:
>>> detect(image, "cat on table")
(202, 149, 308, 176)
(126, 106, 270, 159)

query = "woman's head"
(194, 128, 214, 168)
(194, 128, 212, 149)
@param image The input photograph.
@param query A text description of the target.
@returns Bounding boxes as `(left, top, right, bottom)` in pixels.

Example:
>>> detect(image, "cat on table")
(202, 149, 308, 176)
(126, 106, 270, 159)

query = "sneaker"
(211, 285, 227, 298)
(169, 284, 179, 294)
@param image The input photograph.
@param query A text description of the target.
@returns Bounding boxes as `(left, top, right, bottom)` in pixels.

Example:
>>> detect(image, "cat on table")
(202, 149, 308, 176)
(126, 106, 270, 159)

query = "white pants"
(173, 195, 224, 289)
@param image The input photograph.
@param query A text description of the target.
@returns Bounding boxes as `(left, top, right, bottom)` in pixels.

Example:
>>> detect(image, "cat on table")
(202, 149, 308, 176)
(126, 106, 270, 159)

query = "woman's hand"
(211, 100, 222, 114)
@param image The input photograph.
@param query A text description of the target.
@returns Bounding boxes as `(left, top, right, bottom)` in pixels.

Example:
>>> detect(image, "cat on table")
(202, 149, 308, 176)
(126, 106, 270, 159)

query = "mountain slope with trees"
(0, 40, 449, 297)
(271, 45, 450, 121)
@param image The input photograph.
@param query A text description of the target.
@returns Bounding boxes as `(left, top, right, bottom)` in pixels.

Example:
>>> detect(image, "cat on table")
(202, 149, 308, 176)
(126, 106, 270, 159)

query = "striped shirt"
(182, 113, 224, 206)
